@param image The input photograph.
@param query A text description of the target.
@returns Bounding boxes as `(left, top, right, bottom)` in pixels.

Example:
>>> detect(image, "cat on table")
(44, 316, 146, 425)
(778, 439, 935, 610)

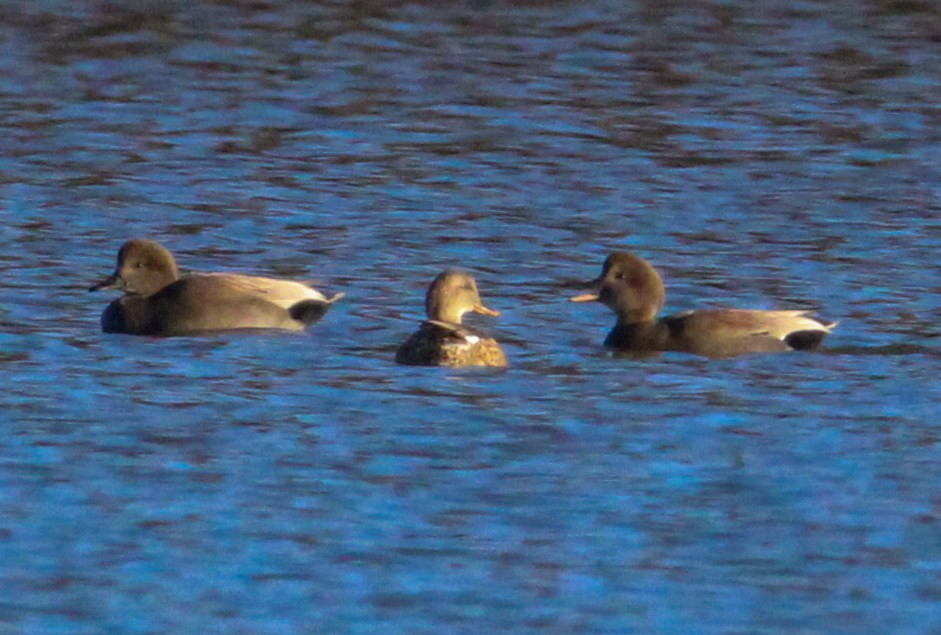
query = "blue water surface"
(2, 1, 941, 633)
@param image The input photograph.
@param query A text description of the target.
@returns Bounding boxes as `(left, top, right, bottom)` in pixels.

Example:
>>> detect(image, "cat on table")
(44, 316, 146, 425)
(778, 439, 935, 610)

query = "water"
(2, 0, 941, 632)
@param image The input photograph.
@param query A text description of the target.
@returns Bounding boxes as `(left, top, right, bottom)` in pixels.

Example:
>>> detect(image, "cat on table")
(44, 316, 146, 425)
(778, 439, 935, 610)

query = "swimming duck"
(90, 239, 344, 336)
(571, 252, 836, 357)
(396, 270, 508, 367)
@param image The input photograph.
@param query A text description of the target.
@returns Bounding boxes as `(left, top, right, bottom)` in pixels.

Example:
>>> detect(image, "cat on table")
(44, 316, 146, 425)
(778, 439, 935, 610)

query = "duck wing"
(193, 273, 342, 308)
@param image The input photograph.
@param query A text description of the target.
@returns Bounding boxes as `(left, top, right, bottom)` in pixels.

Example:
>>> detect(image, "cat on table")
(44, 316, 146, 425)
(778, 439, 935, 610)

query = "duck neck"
(430, 307, 464, 325)
(615, 304, 660, 326)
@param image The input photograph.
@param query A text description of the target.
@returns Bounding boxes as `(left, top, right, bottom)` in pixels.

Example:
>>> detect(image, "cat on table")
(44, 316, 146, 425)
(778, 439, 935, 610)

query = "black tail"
(785, 330, 828, 351)
(289, 300, 331, 326)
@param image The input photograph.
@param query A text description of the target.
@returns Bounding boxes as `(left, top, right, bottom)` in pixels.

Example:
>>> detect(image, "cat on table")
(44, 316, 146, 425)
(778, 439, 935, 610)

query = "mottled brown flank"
(395, 323, 508, 367)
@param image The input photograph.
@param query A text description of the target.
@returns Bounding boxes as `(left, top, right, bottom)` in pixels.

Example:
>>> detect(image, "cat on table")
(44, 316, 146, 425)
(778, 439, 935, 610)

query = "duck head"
(571, 252, 666, 323)
(426, 270, 500, 324)
(90, 239, 180, 296)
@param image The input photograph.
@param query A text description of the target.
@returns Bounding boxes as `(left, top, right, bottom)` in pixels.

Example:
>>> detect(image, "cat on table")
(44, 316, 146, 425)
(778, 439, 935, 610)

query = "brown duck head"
(425, 270, 500, 324)
(90, 239, 181, 297)
(571, 252, 666, 324)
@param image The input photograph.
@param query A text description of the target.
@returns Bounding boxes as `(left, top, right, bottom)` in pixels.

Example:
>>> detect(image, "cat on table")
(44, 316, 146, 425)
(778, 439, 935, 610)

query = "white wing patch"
(740, 310, 836, 341)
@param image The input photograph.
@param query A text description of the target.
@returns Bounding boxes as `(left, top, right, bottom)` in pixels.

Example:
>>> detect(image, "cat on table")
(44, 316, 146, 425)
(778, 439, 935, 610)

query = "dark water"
(3, 1, 941, 632)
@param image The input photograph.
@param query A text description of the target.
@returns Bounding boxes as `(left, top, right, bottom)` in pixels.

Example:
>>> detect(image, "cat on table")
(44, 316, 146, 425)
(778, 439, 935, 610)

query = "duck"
(396, 270, 508, 367)
(90, 239, 344, 336)
(571, 252, 836, 357)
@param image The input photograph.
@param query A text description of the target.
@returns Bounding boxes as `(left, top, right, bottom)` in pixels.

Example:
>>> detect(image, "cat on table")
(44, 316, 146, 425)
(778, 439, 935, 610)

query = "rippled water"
(3, 1, 941, 632)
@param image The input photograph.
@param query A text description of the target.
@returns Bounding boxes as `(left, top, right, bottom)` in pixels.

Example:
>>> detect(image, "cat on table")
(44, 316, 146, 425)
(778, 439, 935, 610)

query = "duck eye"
(614, 272, 626, 280)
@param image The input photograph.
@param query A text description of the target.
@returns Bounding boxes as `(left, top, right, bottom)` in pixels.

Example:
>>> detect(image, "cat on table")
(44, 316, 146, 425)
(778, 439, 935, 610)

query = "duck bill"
(89, 273, 121, 292)
(570, 292, 600, 303)
(570, 276, 603, 302)
(472, 303, 500, 317)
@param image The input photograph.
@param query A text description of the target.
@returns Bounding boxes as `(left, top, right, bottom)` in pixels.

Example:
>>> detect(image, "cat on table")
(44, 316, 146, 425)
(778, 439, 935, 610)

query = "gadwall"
(90, 239, 343, 336)
(396, 270, 507, 367)
(572, 252, 836, 357)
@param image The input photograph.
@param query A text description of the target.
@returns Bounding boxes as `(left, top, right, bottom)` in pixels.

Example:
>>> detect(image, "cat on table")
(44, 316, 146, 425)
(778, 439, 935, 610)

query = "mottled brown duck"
(396, 270, 507, 367)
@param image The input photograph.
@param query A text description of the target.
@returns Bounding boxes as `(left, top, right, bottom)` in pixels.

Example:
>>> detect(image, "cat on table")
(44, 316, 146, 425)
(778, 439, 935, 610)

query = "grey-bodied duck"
(396, 270, 508, 367)
(571, 252, 836, 358)
(90, 239, 344, 336)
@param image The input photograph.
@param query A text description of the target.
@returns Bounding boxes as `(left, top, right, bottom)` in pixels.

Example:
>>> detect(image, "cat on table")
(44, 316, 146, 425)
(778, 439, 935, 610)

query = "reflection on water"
(3, 0, 941, 632)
